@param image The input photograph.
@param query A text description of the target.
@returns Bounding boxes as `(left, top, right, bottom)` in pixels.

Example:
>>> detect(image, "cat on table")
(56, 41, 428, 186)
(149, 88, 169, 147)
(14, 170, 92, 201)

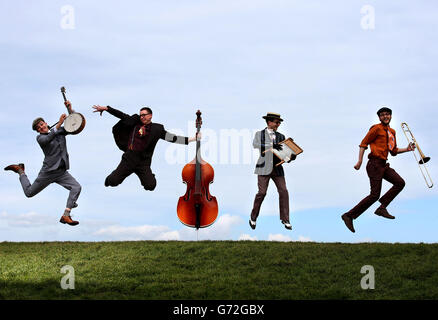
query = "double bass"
(177, 110, 218, 229)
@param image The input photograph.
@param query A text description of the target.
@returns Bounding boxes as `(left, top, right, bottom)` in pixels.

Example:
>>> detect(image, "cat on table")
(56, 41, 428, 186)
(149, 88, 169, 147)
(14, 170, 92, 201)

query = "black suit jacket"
(107, 106, 188, 166)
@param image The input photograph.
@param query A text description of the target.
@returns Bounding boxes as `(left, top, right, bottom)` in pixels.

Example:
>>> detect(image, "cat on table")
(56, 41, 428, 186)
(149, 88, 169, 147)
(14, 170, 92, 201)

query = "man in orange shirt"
(341, 107, 415, 233)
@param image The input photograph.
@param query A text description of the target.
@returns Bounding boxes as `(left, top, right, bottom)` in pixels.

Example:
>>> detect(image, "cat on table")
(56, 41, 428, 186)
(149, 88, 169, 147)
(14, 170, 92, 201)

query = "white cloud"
(297, 236, 313, 242)
(0, 211, 54, 227)
(268, 234, 293, 242)
(238, 233, 257, 241)
(179, 213, 243, 240)
(267, 234, 313, 242)
(93, 224, 178, 240)
(92, 214, 243, 241)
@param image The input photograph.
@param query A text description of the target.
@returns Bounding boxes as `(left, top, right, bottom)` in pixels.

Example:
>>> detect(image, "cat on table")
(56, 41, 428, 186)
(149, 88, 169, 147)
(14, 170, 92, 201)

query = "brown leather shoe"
(374, 207, 395, 219)
(4, 163, 25, 173)
(342, 213, 355, 233)
(60, 215, 79, 226)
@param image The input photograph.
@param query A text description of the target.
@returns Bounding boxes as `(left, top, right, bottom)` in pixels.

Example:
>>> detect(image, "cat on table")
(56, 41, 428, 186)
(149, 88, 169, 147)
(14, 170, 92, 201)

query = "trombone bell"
(419, 156, 430, 165)
(401, 122, 433, 188)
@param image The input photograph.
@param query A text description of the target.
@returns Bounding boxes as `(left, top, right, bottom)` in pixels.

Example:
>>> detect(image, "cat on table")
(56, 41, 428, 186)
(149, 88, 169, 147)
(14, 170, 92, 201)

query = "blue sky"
(0, 1, 437, 242)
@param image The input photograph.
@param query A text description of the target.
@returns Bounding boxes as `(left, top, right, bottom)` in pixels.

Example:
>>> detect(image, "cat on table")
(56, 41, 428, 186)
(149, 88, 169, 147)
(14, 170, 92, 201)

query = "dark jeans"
(251, 172, 290, 222)
(105, 151, 156, 191)
(347, 158, 405, 219)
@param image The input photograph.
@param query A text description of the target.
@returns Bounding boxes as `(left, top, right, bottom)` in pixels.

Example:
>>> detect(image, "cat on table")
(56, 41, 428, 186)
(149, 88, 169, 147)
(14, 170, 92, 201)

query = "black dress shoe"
(341, 213, 355, 233)
(249, 219, 256, 230)
(374, 207, 395, 219)
(281, 220, 292, 230)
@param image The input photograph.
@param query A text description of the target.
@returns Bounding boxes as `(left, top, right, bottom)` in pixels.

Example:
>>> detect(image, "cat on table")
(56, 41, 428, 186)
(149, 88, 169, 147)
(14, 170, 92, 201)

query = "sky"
(0, 0, 437, 243)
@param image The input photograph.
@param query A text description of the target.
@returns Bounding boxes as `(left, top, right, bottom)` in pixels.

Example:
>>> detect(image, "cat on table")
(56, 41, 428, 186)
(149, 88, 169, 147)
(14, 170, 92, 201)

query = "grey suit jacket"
(37, 127, 70, 172)
(253, 128, 286, 176)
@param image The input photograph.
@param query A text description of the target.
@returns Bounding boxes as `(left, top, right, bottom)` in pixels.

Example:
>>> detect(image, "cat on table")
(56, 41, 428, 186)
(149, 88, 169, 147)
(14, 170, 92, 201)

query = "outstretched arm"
(396, 142, 415, 154)
(161, 128, 200, 145)
(93, 105, 130, 120)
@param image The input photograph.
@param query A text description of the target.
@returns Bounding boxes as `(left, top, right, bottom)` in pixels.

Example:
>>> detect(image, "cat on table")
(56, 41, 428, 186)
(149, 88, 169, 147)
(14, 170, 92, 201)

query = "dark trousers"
(347, 158, 405, 219)
(251, 172, 290, 222)
(105, 151, 156, 191)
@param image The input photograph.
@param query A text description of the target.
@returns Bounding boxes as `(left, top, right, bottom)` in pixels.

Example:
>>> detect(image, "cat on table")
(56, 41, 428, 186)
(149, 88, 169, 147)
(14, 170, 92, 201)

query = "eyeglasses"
(140, 113, 151, 117)
(273, 121, 281, 125)
(379, 112, 391, 117)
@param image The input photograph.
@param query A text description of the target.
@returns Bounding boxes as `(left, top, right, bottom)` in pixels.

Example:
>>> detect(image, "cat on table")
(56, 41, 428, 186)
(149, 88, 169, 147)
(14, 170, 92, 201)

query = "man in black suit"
(93, 105, 198, 190)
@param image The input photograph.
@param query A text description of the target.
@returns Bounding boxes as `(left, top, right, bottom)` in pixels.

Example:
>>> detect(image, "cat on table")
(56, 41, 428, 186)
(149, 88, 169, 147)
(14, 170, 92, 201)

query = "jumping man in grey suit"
(249, 112, 296, 231)
(4, 100, 82, 226)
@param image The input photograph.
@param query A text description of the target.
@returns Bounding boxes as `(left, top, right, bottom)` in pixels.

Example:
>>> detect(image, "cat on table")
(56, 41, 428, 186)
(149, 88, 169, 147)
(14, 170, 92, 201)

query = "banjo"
(50, 87, 86, 134)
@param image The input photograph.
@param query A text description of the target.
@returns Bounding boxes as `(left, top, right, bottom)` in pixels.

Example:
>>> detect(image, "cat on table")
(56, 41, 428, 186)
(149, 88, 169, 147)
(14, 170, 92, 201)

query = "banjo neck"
(60, 86, 73, 115)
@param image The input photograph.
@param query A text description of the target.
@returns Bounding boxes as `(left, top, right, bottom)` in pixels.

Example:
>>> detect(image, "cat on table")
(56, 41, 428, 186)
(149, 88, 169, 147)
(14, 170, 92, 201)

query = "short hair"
(140, 107, 152, 114)
(377, 107, 392, 116)
(32, 117, 45, 131)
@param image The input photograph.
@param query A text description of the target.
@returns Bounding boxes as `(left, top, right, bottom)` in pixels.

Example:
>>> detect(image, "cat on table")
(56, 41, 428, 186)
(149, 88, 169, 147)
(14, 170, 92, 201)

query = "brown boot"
(374, 207, 395, 219)
(4, 163, 25, 174)
(341, 213, 355, 233)
(60, 215, 79, 226)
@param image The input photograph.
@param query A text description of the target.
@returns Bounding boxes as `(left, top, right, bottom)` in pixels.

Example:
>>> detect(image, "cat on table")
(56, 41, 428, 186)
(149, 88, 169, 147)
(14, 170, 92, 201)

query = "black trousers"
(346, 158, 405, 219)
(105, 151, 156, 191)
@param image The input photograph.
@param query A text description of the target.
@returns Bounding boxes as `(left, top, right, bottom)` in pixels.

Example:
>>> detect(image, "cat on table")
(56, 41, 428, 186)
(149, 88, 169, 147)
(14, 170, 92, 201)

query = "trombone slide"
(401, 122, 433, 188)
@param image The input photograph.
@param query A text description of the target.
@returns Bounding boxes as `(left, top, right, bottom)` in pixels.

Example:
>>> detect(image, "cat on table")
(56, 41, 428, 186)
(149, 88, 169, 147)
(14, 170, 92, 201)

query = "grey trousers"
(251, 173, 290, 222)
(19, 168, 81, 209)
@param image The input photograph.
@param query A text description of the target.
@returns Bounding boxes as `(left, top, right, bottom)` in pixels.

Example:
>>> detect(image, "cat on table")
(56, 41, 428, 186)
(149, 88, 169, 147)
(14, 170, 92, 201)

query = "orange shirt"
(359, 123, 398, 160)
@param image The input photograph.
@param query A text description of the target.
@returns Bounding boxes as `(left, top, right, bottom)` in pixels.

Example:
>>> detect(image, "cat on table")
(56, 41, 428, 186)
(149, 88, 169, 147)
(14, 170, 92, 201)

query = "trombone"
(401, 122, 433, 188)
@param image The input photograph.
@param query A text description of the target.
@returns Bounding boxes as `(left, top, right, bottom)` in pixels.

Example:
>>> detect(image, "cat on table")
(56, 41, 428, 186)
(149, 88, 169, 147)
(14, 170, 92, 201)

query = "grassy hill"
(0, 241, 437, 300)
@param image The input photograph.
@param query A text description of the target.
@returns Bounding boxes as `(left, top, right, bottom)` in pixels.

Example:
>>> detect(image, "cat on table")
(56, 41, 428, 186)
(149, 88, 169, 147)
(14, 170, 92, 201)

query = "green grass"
(0, 241, 437, 299)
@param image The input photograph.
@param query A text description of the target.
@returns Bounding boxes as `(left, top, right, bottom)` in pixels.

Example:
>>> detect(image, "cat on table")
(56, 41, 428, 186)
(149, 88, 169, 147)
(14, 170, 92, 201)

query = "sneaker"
(249, 219, 256, 230)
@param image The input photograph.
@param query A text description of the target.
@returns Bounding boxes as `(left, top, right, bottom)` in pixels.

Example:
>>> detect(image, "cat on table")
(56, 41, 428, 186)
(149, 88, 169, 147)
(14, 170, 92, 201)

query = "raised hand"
(56, 114, 67, 129)
(92, 105, 107, 116)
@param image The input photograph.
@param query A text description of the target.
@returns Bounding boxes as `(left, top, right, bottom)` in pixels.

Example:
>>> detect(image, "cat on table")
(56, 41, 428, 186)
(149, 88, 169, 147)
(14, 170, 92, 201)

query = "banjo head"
(64, 113, 85, 134)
